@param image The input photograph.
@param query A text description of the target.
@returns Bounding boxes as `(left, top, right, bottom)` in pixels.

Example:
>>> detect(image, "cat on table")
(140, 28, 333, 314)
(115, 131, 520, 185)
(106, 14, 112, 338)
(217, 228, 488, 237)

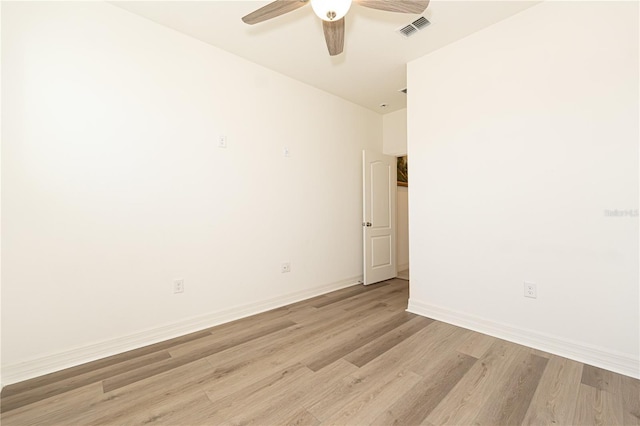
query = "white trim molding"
(407, 298, 640, 380)
(1, 277, 362, 388)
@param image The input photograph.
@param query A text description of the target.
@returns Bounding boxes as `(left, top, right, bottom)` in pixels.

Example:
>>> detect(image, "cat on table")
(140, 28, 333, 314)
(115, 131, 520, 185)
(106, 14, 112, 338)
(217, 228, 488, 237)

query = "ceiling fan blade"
(323, 18, 345, 56)
(242, 0, 309, 25)
(355, 0, 429, 14)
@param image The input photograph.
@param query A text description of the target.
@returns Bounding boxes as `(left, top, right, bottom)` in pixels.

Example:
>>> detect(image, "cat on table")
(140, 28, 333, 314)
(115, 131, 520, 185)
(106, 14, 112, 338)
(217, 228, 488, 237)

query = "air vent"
(412, 16, 430, 30)
(398, 25, 418, 38)
(397, 16, 431, 38)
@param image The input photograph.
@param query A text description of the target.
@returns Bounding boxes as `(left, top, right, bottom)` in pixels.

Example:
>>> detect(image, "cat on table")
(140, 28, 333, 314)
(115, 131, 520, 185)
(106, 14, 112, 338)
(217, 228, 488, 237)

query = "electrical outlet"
(283, 147, 290, 157)
(524, 281, 537, 299)
(281, 262, 291, 273)
(218, 135, 227, 148)
(173, 279, 185, 294)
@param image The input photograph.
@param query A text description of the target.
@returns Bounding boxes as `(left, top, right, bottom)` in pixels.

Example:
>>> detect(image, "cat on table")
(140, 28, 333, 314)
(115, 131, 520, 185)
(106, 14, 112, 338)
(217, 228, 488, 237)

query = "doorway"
(396, 155, 409, 281)
(361, 151, 409, 285)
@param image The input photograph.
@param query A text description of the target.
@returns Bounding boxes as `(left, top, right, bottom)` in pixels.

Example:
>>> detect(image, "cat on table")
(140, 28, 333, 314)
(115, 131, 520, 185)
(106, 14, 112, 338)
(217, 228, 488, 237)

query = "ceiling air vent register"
(397, 16, 431, 38)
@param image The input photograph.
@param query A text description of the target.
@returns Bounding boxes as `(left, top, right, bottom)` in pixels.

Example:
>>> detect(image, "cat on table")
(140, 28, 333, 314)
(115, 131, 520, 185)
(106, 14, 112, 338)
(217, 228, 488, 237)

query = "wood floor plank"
(196, 308, 383, 396)
(0, 350, 172, 413)
(529, 347, 552, 359)
(198, 298, 403, 389)
(573, 383, 624, 425)
(101, 319, 296, 392)
(0, 331, 211, 399)
(223, 359, 358, 425)
(622, 374, 640, 425)
(168, 313, 302, 358)
(310, 280, 396, 313)
(80, 293, 317, 417)
(86, 359, 218, 425)
(186, 301, 394, 418)
(456, 330, 497, 359)
(289, 283, 404, 326)
(125, 392, 214, 426)
(271, 358, 360, 411)
(303, 321, 462, 421)
(582, 363, 624, 393)
(344, 315, 433, 367)
(105, 363, 312, 426)
(302, 337, 422, 422)
(471, 353, 549, 425)
(303, 311, 415, 371)
(404, 325, 472, 377)
(312, 283, 373, 308)
(199, 364, 314, 424)
(305, 363, 412, 421)
(582, 363, 640, 425)
(0, 383, 104, 426)
(322, 282, 407, 316)
(425, 340, 530, 425)
(99, 354, 339, 425)
(166, 302, 399, 412)
(281, 408, 321, 426)
(372, 352, 477, 425)
(364, 320, 467, 373)
(320, 369, 423, 425)
(521, 355, 582, 425)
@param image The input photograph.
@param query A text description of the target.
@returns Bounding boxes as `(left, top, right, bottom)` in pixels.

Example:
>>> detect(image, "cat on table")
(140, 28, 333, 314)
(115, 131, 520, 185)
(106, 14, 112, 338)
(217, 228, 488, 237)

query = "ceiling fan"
(242, 0, 430, 56)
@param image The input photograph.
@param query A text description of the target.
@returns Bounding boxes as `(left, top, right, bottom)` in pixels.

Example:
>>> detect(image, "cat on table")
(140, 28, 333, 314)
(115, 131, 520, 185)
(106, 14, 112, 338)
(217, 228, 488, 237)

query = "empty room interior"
(1, 0, 639, 424)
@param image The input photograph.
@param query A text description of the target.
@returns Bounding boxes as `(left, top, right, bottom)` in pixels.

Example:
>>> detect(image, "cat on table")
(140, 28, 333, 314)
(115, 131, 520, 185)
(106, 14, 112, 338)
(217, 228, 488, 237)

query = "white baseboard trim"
(397, 263, 409, 272)
(407, 298, 640, 379)
(1, 276, 362, 388)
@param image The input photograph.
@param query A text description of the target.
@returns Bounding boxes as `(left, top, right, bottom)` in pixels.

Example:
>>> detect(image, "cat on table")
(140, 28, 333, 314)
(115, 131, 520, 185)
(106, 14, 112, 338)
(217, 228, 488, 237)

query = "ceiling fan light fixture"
(311, 0, 352, 21)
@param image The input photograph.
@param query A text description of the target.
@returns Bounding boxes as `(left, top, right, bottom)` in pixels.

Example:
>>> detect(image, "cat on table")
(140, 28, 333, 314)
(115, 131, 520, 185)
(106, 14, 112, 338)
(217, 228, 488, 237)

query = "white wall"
(0, 2, 3, 388)
(383, 109, 407, 156)
(408, 1, 639, 378)
(1, 1, 382, 385)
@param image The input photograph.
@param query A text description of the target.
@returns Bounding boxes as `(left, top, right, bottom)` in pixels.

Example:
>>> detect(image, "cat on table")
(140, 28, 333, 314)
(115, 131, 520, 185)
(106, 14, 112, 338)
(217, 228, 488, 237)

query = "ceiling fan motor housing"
(311, 0, 352, 21)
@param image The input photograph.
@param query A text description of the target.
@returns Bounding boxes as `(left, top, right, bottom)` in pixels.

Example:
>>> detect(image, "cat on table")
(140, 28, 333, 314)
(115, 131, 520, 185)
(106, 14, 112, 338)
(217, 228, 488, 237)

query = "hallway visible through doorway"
(396, 156, 409, 281)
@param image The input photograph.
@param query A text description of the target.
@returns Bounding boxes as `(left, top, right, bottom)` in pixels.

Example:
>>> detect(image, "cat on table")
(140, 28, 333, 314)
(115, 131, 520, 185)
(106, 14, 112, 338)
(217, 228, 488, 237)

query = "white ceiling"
(110, 0, 541, 114)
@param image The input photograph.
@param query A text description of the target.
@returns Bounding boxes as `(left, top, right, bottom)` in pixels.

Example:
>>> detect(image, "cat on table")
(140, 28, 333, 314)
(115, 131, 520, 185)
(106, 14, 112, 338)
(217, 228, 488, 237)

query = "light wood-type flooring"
(2, 279, 639, 425)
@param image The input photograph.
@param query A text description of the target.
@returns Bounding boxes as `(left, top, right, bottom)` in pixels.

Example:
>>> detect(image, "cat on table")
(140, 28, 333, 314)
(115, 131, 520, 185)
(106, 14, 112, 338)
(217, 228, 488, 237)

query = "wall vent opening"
(396, 16, 430, 38)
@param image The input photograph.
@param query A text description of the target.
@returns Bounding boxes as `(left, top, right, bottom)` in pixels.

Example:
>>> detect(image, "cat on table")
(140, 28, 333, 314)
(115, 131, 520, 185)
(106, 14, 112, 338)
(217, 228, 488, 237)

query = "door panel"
(363, 150, 397, 285)
(372, 163, 391, 228)
(371, 236, 392, 268)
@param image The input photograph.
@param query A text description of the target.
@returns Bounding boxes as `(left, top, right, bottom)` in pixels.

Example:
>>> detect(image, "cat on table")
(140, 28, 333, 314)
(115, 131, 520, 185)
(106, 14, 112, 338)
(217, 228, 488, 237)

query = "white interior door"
(363, 150, 397, 285)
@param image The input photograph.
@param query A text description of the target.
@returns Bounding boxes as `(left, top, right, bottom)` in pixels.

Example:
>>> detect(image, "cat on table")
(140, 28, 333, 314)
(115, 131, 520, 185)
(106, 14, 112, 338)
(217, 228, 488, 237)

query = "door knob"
(363, 222, 372, 227)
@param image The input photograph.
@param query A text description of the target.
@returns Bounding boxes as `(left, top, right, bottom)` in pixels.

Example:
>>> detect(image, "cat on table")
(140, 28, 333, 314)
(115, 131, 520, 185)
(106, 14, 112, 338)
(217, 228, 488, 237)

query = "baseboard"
(407, 298, 640, 379)
(397, 263, 409, 272)
(1, 276, 362, 388)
